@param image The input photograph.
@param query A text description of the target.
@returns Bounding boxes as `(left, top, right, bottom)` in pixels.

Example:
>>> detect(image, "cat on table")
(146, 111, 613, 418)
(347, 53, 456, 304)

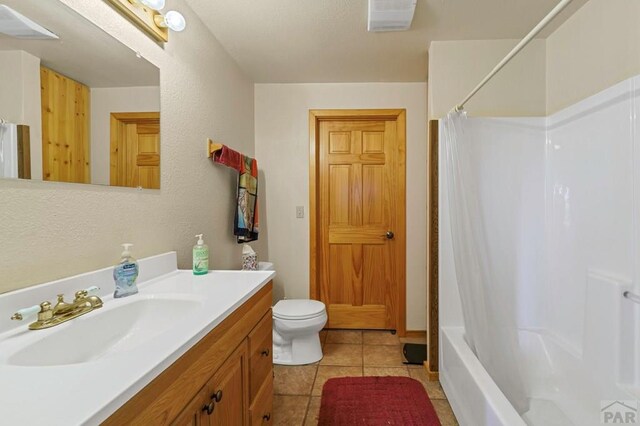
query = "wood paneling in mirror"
(40, 67, 90, 184)
(17, 125, 31, 179)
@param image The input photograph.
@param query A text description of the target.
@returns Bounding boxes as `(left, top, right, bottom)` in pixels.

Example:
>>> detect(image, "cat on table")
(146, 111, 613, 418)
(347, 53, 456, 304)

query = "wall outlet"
(296, 206, 304, 219)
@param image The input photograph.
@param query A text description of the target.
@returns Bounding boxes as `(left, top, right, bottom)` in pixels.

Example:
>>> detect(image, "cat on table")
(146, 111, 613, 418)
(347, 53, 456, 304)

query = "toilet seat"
(273, 299, 326, 321)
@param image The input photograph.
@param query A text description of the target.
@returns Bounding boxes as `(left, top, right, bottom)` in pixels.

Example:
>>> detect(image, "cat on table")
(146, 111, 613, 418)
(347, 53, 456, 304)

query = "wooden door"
(310, 110, 406, 334)
(110, 112, 160, 189)
(40, 66, 90, 183)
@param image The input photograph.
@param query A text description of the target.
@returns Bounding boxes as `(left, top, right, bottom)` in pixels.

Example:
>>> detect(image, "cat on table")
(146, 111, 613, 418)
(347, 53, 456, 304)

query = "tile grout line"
(301, 357, 322, 424)
(300, 394, 312, 426)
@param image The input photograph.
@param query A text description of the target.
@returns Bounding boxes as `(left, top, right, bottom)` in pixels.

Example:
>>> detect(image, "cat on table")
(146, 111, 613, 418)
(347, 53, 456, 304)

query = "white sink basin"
(0, 253, 276, 426)
(6, 296, 202, 367)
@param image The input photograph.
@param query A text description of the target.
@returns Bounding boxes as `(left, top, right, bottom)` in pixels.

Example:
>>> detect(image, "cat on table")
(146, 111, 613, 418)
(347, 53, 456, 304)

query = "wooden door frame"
(426, 119, 439, 380)
(309, 109, 407, 336)
(109, 111, 160, 187)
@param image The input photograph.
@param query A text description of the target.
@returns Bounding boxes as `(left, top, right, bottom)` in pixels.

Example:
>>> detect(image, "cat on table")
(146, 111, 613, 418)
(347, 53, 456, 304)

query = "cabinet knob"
(211, 389, 223, 403)
(261, 349, 270, 357)
(263, 413, 271, 422)
(201, 401, 214, 415)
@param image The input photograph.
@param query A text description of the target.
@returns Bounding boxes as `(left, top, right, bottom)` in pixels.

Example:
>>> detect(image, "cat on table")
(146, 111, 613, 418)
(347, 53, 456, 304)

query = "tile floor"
(272, 330, 459, 425)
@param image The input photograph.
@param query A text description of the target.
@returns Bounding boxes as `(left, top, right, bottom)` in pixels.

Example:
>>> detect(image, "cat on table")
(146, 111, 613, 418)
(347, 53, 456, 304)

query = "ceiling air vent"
(0, 5, 58, 39)
(368, 0, 417, 32)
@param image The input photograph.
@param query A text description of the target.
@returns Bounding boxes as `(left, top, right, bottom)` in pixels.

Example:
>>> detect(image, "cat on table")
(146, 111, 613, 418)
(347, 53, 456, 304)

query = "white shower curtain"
(442, 111, 529, 413)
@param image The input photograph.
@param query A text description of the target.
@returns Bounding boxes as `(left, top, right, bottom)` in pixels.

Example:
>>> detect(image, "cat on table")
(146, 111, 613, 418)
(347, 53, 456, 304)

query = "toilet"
(272, 299, 327, 365)
(258, 262, 327, 365)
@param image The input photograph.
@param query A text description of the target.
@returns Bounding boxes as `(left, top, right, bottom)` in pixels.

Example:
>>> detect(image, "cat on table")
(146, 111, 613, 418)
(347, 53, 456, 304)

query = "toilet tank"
(258, 262, 274, 271)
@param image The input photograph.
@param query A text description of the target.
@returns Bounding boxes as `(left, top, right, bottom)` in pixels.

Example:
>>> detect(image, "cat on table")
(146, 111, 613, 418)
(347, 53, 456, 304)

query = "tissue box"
(242, 253, 258, 270)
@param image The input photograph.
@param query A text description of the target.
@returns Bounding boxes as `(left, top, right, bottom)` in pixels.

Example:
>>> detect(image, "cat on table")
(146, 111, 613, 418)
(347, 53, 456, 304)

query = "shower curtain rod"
(452, 0, 573, 113)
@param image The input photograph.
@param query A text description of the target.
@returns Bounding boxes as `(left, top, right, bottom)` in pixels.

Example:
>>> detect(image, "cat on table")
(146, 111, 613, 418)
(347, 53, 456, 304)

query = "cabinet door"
(248, 311, 273, 402)
(208, 342, 249, 426)
(249, 374, 273, 426)
(171, 387, 210, 426)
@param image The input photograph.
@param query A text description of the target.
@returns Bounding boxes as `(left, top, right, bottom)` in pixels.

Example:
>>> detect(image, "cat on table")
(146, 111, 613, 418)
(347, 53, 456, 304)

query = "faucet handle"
(10, 304, 41, 321)
(11, 301, 52, 322)
(74, 286, 100, 301)
(74, 289, 89, 301)
(85, 286, 100, 295)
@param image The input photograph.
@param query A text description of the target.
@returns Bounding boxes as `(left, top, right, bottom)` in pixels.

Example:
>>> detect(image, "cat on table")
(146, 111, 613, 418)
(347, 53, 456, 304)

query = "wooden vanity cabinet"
(171, 387, 209, 426)
(249, 374, 273, 426)
(104, 282, 273, 426)
(173, 342, 249, 426)
(248, 311, 274, 425)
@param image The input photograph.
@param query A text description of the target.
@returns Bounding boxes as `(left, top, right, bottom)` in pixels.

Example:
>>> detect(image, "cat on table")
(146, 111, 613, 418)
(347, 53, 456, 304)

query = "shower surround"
(439, 75, 640, 426)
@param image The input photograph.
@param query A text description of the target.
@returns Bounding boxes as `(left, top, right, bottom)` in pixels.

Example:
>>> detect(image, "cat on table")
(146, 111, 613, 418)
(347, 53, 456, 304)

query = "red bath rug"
(318, 376, 441, 425)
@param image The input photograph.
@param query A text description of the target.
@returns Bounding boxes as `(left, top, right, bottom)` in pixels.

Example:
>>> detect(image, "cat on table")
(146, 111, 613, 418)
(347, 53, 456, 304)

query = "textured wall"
(546, 0, 640, 114)
(428, 39, 547, 119)
(0, 0, 264, 293)
(0, 51, 42, 180)
(0, 51, 28, 124)
(255, 83, 428, 330)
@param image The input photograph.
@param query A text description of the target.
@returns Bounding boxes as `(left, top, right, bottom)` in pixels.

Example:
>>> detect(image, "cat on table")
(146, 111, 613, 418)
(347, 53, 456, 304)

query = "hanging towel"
(212, 145, 243, 171)
(212, 145, 259, 243)
(235, 155, 259, 243)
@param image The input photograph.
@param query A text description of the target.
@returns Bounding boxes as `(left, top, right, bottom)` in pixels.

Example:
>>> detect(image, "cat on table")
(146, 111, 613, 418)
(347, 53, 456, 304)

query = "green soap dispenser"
(193, 234, 209, 275)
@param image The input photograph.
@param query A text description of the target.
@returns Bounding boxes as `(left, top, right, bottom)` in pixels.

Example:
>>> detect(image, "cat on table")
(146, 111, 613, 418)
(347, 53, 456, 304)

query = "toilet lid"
(273, 299, 326, 320)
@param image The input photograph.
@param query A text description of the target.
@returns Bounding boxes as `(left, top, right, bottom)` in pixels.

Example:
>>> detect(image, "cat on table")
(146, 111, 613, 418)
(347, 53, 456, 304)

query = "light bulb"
(140, 0, 165, 10)
(158, 10, 186, 32)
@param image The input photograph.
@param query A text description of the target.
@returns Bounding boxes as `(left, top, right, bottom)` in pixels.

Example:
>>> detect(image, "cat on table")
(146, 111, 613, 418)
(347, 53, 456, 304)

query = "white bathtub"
(441, 326, 638, 426)
(441, 327, 525, 426)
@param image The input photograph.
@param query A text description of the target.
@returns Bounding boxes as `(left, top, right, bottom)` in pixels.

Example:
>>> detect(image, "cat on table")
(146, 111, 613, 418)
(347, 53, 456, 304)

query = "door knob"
(385, 231, 394, 240)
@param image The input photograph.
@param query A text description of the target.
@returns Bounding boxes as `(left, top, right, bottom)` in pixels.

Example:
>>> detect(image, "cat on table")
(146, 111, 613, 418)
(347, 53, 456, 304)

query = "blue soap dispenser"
(114, 243, 139, 298)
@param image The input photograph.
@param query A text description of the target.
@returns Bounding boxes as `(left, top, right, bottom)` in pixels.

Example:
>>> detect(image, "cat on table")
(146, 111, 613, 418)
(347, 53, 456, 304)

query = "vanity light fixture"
(129, 0, 187, 32)
(107, 0, 186, 42)
(154, 10, 186, 32)
(128, 0, 186, 32)
(137, 0, 166, 11)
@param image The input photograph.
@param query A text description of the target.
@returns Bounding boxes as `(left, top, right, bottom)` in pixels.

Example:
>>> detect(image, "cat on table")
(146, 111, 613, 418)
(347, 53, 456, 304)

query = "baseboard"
(405, 329, 426, 338)
(424, 360, 439, 382)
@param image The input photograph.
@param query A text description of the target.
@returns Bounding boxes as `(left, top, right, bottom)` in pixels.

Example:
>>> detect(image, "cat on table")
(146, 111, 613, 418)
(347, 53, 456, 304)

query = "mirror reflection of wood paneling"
(17, 125, 31, 179)
(110, 112, 160, 189)
(0, 1, 160, 187)
(40, 66, 90, 183)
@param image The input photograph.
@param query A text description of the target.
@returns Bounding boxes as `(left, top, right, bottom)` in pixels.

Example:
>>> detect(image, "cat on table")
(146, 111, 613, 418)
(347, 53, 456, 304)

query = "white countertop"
(0, 256, 274, 425)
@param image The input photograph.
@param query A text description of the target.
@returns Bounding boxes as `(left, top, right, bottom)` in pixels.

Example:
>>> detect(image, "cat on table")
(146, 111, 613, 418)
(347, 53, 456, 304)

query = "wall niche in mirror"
(0, 0, 161, 189)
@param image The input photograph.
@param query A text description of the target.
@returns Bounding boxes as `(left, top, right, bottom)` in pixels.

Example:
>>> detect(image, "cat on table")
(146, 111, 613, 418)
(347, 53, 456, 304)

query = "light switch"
(296, 206, 304, 219)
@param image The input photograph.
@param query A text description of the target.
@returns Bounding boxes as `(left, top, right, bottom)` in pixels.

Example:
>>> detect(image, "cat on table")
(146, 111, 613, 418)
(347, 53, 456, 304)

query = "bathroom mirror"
(0, 0, 161, 189)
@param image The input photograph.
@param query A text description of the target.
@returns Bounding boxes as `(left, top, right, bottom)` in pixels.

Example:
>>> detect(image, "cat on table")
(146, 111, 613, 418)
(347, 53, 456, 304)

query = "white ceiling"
(186, 0, 587, 83)
(0, 0, 159, 88)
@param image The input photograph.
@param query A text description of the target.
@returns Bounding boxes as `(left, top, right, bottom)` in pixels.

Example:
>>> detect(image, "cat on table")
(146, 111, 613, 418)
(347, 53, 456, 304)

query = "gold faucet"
(10, 288, 103, 330)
